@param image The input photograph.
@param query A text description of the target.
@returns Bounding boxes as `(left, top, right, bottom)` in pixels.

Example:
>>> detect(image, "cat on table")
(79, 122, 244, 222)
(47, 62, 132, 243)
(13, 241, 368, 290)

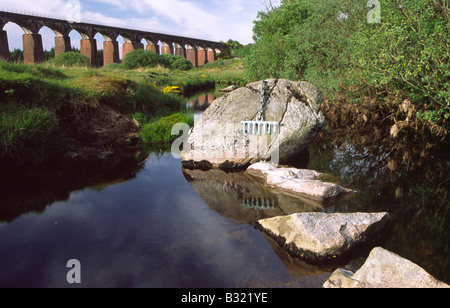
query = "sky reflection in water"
(0, 154, 330, 288)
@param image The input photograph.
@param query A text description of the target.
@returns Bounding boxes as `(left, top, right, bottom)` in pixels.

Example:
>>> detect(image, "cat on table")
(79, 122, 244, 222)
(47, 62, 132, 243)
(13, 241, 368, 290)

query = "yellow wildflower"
(163, 86, 181, 95)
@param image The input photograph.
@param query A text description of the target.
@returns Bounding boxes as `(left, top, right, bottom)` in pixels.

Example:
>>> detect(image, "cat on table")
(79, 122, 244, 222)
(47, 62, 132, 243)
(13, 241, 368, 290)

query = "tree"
(44, 48, 55, 61)
(244, 0, 312, 80)
(351, 0, 450, 123)
(10, 49, 24, 63)
(97, 49, 103, 67)
(244, 0, 449, 125)
(218, 39, 248, 60)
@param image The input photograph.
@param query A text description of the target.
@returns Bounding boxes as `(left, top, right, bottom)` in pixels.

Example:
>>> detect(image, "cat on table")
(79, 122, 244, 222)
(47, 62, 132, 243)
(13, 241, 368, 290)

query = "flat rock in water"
(256, 212, 391, 262)
(219, 85, 238, 93)
(323, 247, 449, 288)
(247, 162, 353, 202)
(181, 79, 326, 169)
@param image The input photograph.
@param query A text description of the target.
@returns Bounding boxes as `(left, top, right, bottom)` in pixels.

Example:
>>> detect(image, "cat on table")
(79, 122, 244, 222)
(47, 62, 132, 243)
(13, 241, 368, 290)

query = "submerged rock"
(181, 79, 326, 169)
(256, 212, 391, 262)
(247, 162, 353, 202)
(323, 247, 449, 288)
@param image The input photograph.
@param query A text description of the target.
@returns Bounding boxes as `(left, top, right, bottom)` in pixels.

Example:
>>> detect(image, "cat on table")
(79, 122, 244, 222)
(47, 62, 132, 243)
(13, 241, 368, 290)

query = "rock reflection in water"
(182, 168, 326, 223)
(262, 234, 332, 278)
(182, 167, 336, 280)
(241, 196, 276, 211)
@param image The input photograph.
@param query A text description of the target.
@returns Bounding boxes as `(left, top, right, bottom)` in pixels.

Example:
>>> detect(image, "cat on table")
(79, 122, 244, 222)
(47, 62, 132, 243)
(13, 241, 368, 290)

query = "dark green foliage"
(171, 57, 193, 71)
(245, 0, 450, 126)
(97, 49, 104, 67)
(218, 39, 250, 59)
(157, 54, 181, 68)
(245, 0, 362, 90)
(123, 49, 193, 71)
(123, 49, 160, 69)
(44, 48, 55, 61)
(350, 0, 450, 123)
(10, 49, 24, 63)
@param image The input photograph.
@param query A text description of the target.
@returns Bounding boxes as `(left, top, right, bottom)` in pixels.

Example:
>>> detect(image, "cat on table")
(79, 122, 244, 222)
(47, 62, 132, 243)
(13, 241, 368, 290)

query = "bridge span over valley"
(0, 8, 225, 67)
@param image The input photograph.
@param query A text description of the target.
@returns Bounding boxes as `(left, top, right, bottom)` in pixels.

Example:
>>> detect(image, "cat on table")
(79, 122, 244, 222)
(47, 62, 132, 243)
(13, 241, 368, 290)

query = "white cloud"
(0, 0, 73, 17)
(228, 0, 245, 13)
(87, 0, 262, 43)
(82, 11, 127, 27)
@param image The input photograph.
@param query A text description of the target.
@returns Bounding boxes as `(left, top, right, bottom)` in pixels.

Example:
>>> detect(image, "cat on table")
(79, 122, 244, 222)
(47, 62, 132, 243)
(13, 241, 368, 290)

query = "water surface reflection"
(0, 154, 330, 288)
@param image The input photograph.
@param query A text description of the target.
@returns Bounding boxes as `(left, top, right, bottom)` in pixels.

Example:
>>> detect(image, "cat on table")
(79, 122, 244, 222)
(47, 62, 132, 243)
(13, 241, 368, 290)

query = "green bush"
(123, 50, 194, 71)
(350, 0, 450, 122)
(48, 52, 91, 68)
(123, 49, 159, 69)
(244, 0, 450, 126)
(157, 54, 182, 68)
(218, 39, 248, 60)
(171, 57, 193, 71)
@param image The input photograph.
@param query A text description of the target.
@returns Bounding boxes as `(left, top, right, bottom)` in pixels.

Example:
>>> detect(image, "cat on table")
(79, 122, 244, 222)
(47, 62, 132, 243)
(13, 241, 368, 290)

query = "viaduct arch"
(0, 9, 225, 67)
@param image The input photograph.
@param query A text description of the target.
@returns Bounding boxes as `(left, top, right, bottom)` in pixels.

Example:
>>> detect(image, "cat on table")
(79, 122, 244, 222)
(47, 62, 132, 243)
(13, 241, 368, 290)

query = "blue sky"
(1, 0, 276, 53)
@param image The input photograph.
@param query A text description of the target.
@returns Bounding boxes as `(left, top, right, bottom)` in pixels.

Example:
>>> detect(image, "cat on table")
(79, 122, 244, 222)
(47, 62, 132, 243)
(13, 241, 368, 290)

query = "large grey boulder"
(181, 79, 325, 170)
(323, 247, 449, 288)
(256, 212, 391, 262)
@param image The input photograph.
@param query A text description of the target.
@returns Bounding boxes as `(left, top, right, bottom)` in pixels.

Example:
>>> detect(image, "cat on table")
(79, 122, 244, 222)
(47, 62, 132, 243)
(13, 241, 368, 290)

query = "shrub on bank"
(123, 49, 159, 69)
(123, 50, 193, 71)
(157, 54, 180, 69)
(171, 57, 193, 71)
(48, 52, 91, 68)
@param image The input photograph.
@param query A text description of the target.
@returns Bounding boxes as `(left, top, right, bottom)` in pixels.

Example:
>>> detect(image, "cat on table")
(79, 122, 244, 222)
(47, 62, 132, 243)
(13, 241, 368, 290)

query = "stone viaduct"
(0, 9, 225, 67)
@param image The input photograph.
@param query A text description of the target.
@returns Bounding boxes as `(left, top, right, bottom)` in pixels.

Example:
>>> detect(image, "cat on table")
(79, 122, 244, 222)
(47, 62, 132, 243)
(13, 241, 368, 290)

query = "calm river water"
(0, 93, 448, 287)
(0, 152, 333, 288)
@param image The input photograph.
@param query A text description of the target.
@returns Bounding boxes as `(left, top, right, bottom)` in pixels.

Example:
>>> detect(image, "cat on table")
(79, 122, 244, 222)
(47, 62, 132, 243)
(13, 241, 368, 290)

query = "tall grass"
(0, 105, 62, 163)
(139, 113, 194, 145)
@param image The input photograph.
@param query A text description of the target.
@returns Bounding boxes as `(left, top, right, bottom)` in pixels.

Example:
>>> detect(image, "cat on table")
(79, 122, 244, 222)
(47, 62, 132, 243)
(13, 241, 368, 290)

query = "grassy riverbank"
(0, 58, 246, 166)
